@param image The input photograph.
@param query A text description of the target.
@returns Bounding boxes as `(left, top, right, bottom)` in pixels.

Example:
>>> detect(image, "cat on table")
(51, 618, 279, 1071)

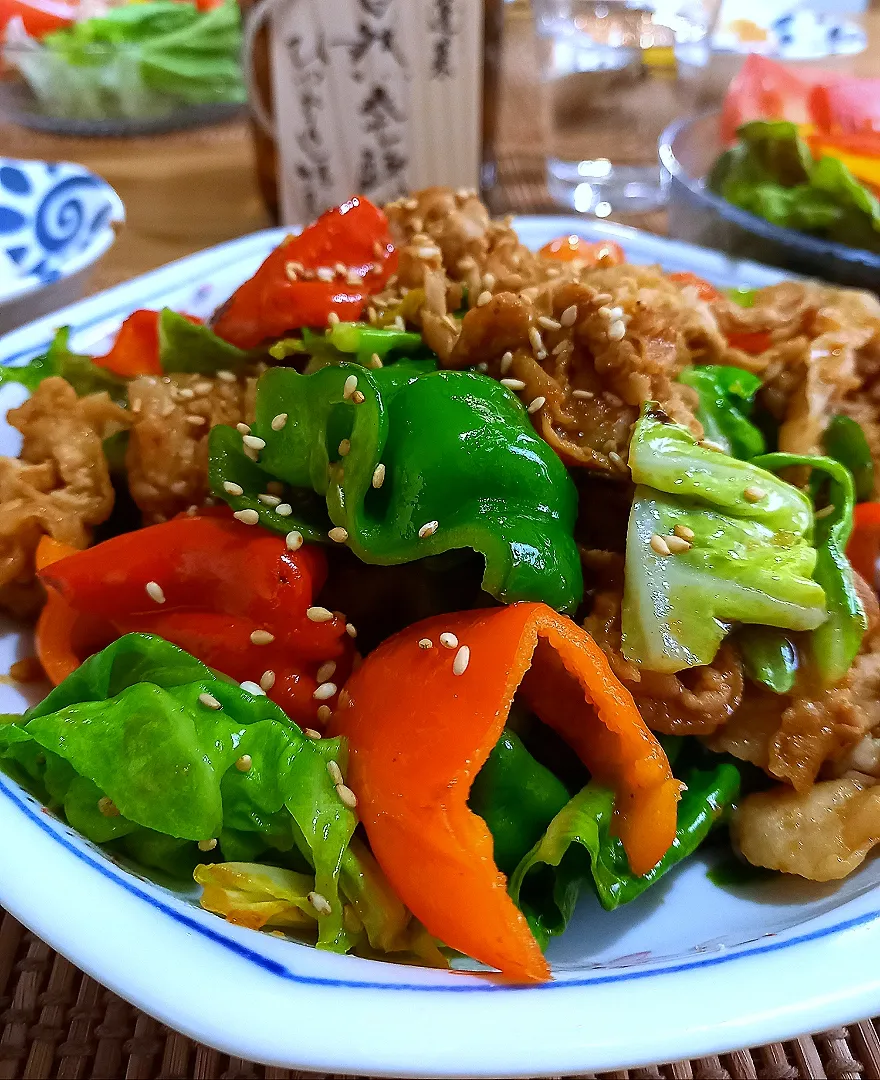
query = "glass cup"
(532, 0, 714, 216)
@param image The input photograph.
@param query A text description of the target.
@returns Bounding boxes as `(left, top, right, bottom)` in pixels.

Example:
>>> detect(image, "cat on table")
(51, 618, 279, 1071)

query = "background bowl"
(0, 157, 124, 334)
(659, 110, 880, 292)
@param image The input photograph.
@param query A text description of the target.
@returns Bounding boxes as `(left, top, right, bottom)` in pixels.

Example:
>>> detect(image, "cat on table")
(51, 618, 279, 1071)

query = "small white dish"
(0, 157, 124, 334)
(1, 219, 878, 1077)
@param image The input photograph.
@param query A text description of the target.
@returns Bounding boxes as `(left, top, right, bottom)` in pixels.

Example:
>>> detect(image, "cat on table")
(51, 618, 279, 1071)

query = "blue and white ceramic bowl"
(0, 158, 124, 333)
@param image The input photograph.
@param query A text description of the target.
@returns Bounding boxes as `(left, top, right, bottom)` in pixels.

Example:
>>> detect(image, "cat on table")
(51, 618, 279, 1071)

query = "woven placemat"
(0, 903, 877, 1079)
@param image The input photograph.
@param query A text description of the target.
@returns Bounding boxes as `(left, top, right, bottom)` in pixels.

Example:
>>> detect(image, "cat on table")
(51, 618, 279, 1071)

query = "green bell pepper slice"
(209, 360, 583, 613)
(752, 452, 867, 686)
(677, 364, 766, 460)
(822, 414, 875, 504)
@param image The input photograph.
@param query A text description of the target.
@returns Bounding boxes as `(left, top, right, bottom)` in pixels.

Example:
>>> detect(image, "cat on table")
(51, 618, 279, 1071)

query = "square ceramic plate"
(1, 218, 879, 1078)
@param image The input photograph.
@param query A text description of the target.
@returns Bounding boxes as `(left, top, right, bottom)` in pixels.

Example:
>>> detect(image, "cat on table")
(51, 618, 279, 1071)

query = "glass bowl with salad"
(0, 0, 246, 135)
(660, 57, 880, 292)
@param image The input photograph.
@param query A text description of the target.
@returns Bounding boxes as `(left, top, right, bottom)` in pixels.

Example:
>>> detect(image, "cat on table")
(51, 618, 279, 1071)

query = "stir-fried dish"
(2, 188, 880, 982)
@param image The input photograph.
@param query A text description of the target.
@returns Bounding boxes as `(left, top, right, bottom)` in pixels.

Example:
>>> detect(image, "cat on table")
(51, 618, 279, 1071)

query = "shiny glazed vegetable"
(210, 360, 583, 613)
(38, 515, 353, 722)
(212, 197, 397, 349)
(0, 633, 411, 955)
(622, 405, 827, 673)
(677, 365, 766, 460)
(332, 602, 681, 982)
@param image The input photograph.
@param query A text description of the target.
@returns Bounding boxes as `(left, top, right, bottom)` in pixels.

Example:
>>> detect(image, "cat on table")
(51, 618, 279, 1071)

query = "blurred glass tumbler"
(532, 0, 712, 215)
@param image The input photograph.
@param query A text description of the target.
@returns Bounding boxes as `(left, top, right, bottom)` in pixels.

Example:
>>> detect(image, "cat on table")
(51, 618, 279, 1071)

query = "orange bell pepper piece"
(333, 602, 680, 983)
(667, 271, 722, 302)
(538, 235, 625, 267)
(34, 537, 112, 684)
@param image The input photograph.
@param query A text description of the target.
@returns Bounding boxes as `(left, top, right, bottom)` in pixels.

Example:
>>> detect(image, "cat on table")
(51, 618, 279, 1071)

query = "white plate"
(1, 218, 878, 1078)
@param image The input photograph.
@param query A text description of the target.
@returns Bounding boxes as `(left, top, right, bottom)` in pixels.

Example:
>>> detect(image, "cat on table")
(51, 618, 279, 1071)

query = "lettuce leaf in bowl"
(710, 120, 880, 254)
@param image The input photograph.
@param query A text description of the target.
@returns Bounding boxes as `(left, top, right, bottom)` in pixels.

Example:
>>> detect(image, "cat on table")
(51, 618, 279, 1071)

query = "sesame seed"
(418, 520, 439, 538)
(336, 783, 358, 809)
(528, 326, 545, 355)
(608, 451, 626, 470)
(452, 645, 470, 676)
(527, 396, 546, 415)
(665, 535, 692, 554)
(439, 632, 458, 649)
(483, 273, 496, 290)
(187, 414, 207, 426)
(476, 362, 488, 373)
(198, 838, 218, 852)
(338, 689, 350, 709)
(98, 796, 119, 818)
(242, 435, 265, 451)
(271, 413, 288, 431)
(286, 531, 304, 551)
(313, 681, 337, 701)
(393, 315, 406, 332)
(608, 306, 625, 320)
(338, 439, 351, 457)
(193, 381, 213, 395)
(316, 704, 332, 723)
(223, 481, 244, 496)
(240, 680, 266, 696)
(177, 387, 195, 400)
(345, 622, 357, 638)
(236, 422, 250, 435)
(145, 581, 165, 604)
(235, 754, 253, 772)
(674, 524, 695, 542)
(328, 526, 349, 543)
(572, 389, 594, 400)
(217, 370, 236, 383)
(538, 315, 562, 331)
(304, 728, 321, 740)
(403, 197, 418, 210)
(234, 509, 259, 525)
(316, 267, 334, 282)
(258, 493, 281, 507)
(417, 246, 440, 260)
(316, 660, 337, 683)
(500, 351, 513, 374)
(476, 290, 492, 307)
(285, 263, 299, 282)
(367, 306, 377, 324)
(199, 692, 222, 710)
(343, 374, 359, 399)
(260, 670, 276, 691)
(744, 485, 767, 503)
(307, 606, 334, 623)
(346, 270, 363, 286)
(368, 353, 383, 369)
(418, 638, 433, 649)
(372, 463, 386, 489)
(308, 891, 332, 916)
(373, 239, 384, 257)
(501, 378, 526, 391)
(327, 760, 344, 785)
(328, 310, 341, 325)
(700, 439, 726, 453)
(607, 320, 626, 341)
(552, 340, 571, 357)
(351, 390, 365, 404)
(560, 304, 578, 327)
(250, 629, 275, 645)
(186, 505, 198, 517)
(650, 534, 672, 556)
(276, 503, 292, 516)
(815, 504, 835, 519)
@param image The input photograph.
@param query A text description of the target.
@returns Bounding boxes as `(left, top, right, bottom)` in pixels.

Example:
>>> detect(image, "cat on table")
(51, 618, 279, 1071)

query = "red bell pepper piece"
(92, 309, 202, 378)
(38, 516, 354, 723)
(727, 329, 773, 355)
(538, 235, 625, 267)
(34, 537, 113, 685)
(667, 271, 722, 302)
(212, 197, 398, 350)
(332, 603, 680, 983)
(720, 55, 821, 142)
(0, 0, 74, 37)
(847, 502, 880, 591)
